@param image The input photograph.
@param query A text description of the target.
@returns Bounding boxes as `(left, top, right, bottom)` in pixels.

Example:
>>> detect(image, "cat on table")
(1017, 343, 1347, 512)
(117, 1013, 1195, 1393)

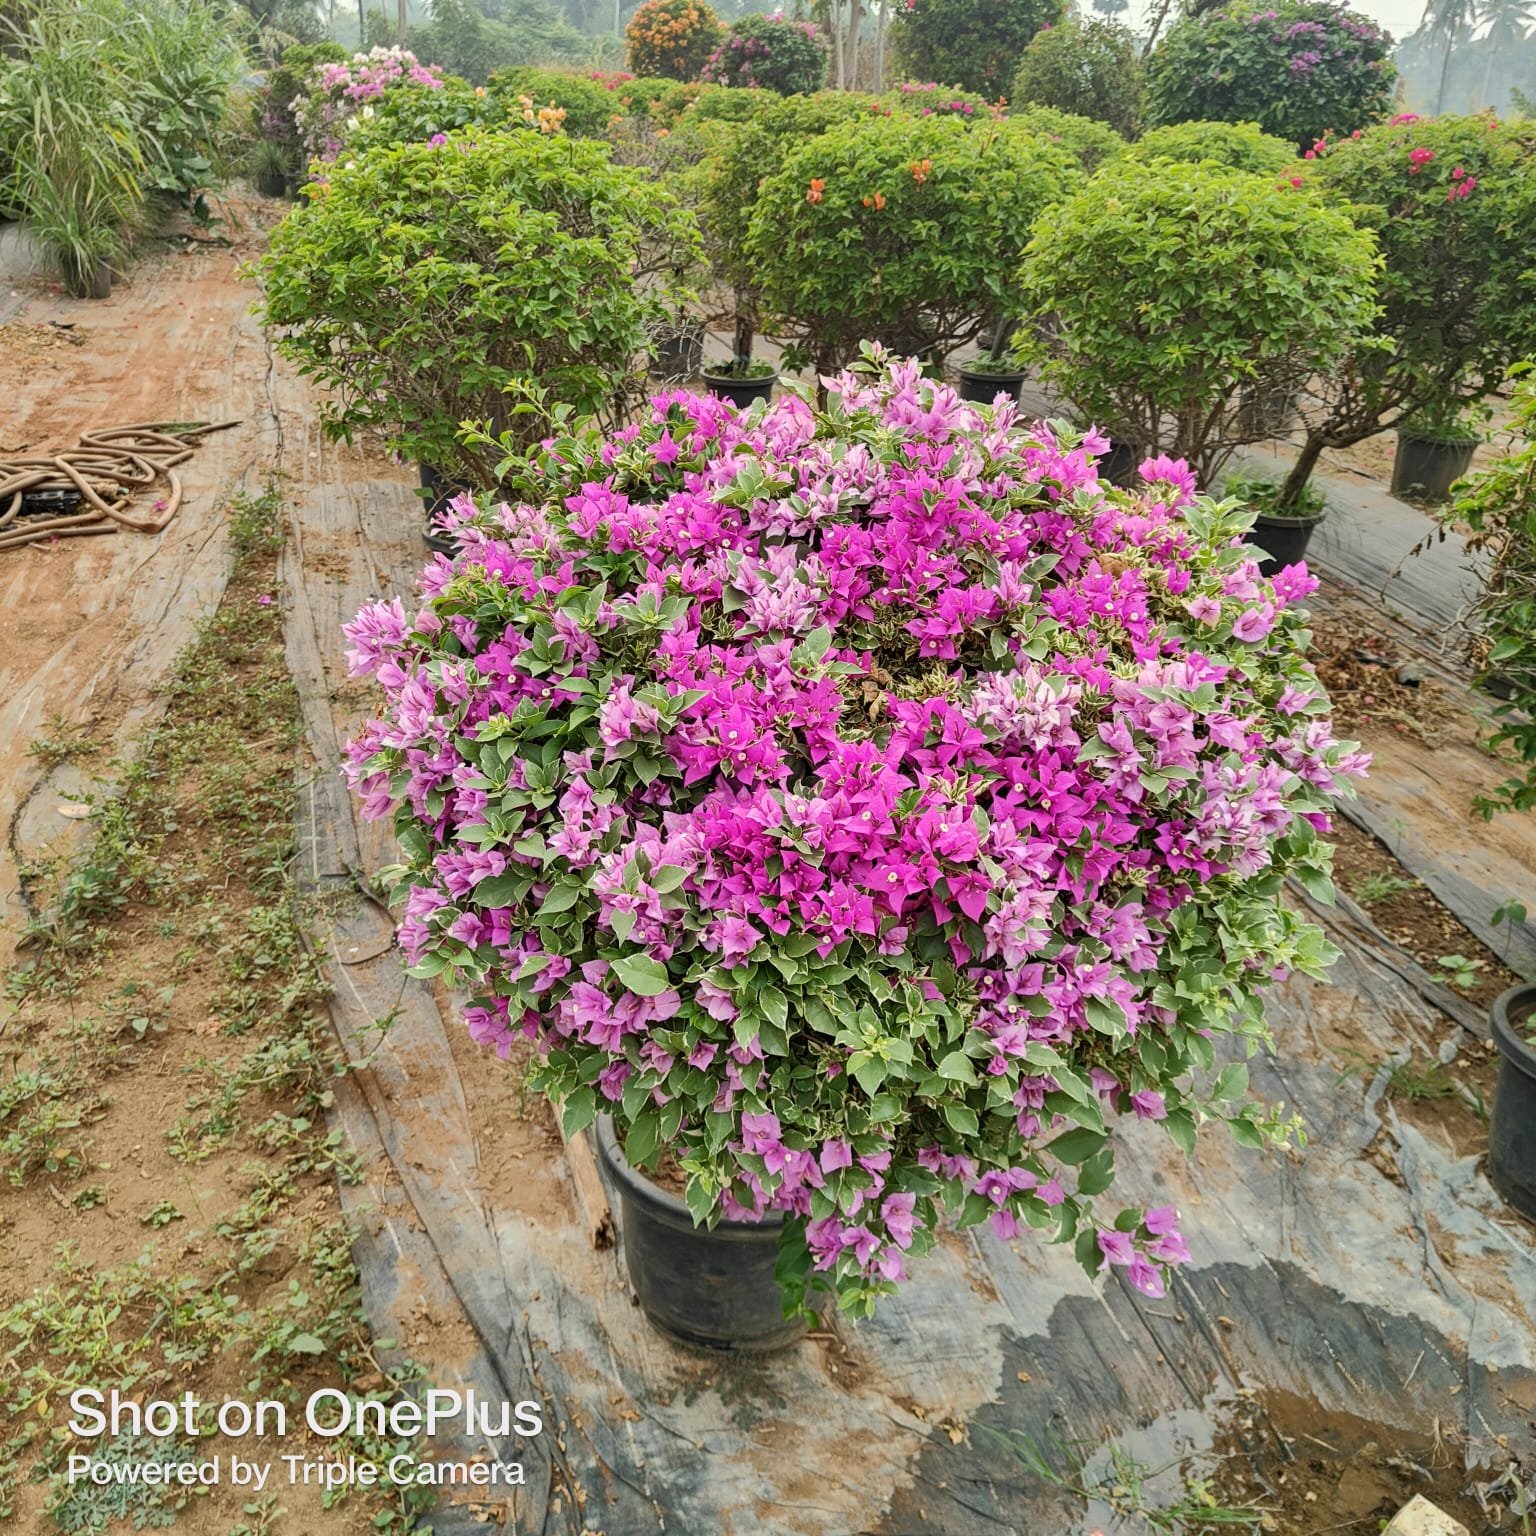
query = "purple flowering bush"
(700, 12, 828, 95)
(1145, 0, 1395, 151)
(343, 350, 1367, 1317)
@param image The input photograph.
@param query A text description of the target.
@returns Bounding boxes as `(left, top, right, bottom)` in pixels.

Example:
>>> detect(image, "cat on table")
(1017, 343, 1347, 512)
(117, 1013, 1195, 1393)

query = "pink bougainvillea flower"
(343, 348, 1364, 1318)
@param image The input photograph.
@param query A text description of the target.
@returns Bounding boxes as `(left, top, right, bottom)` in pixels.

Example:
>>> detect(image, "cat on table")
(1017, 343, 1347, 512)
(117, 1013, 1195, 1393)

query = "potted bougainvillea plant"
(343, 348, 1367, 1348)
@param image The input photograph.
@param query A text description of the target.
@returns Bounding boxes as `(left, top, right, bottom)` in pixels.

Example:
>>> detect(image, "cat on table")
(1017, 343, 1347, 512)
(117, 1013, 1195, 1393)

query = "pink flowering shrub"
(292, 46, 447, 163)
(344, 349, 1366, 1317)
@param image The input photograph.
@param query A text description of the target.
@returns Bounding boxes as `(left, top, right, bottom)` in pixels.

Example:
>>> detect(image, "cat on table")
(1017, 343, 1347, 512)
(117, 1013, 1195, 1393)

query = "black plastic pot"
(1251, 510, 1326, 577)
(956, 363, 1029, 404)
(595, 1115, 803, 1352)
(1097, 439, 1139, 488)
(1390, 432, 1477, 502)
(1489, 984, 1536, 1223)
(701, 370, 777, 409)
(65, 260, 111, 301)
(1236, 385, 1296, 437)
(255, 167, 288, 198)
(651, 325, 705, 381)
(417, 461, 471, 554)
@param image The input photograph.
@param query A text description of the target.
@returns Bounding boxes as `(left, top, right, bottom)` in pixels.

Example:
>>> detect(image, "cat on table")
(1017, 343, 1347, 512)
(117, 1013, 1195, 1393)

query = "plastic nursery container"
(595, 1115, 804, 1352)
(1251, 510, 1326, 577)
(701, 368, 777, 409)
(416, 462, 470, 555)
(1389, 432, 1477, 502)
(956, 363, 1030, 404)
(1489, 983, 1536, 1223)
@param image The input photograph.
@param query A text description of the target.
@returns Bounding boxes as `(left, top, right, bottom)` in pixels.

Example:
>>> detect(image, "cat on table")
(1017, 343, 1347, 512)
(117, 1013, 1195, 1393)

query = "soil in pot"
(594, 1115, 805, 1352)
(1489, 984, 1536, 1223)
(956, 363, 1029, 404)
(1250, 510, 1325, 576)
(701, 369, 777, 409)
(1389, 433, 1477, 502)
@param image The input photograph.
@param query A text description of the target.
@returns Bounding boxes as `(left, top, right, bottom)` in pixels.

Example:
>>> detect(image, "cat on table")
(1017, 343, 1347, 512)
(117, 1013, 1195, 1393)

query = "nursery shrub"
(1126, 119, 1297, 174)
(747, 112, 1078, 374)
(1011, 17, 1143, 138)
(255, 129, 702, 480)
(1016, 158, 1380, 479)
(891, 0, 1063, 97)
(701, 13, 829, 95)
(1145, 0, 1395, 150)
(625, 0, 724, 82)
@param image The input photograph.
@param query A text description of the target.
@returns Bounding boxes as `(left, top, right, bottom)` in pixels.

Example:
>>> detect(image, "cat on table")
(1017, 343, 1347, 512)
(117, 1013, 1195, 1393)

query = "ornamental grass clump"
(343, 351, 1366, 1317)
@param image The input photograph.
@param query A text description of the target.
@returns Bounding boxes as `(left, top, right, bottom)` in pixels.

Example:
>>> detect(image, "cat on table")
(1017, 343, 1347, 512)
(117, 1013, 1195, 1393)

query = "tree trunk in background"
(1141, 0, 1175, 55)
(396, 0, 406, 44)
(845, 0, 862, 89)
(873, 2, 887, 90)
(1434, 21, 1457, 113)
(831, 0, 846, 88)
(1277, 434, 1327, 511)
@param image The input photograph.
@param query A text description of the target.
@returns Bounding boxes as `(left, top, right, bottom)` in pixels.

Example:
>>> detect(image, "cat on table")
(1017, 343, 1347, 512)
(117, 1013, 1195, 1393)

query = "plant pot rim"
(1397, 428, 1480, 447)
(957, 361, 1029, 381)
(1490, 983, 1536, 1078)
(1254, 508, 1328, 528)
(701, 365, 779, 383)
(594, 1113, 787, 1235)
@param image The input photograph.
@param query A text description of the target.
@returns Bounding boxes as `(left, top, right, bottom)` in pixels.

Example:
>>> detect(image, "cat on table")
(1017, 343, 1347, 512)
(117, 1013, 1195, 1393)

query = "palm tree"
(1475, 0, 1536, 108)
(1420, 0, 1479, 112)
(1091, 0, 1129, 16)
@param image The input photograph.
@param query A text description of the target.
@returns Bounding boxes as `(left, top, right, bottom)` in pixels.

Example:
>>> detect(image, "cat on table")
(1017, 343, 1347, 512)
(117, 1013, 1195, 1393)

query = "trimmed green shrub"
(255, 129, 702, 480)
(1011, 17, 1143, 138)
(486, 66, 626, 136)
(1269, 113, 1536, 508)
(1146, 0, 1395, 151)
(1126, 119, 1297, 174)
(1005, 104, 1125, 173)
(891, 0, 1063, 97)
(1016, 159, 1380, 479)
(747, 113, 1079, 375)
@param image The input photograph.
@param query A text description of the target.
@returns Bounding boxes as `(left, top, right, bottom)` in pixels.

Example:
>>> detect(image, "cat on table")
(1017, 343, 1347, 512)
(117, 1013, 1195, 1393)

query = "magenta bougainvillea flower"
(344, 349, 1366, 1316)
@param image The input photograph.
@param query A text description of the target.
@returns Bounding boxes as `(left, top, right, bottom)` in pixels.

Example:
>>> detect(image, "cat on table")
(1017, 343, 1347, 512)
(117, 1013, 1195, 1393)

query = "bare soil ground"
(0, 202, 431, 1535)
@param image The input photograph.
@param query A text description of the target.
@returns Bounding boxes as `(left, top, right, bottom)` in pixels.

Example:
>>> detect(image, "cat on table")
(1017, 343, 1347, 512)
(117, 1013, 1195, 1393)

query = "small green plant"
(71, 1184, 108, 1210)
(1351, 870, 1420, 906)
(1434, 953, 1486, 991)
(141, 1199, 184, 1229)
(1225, 470, 1327, 523)
(44, 1433, 196, 1532)
(26, 714, 99, 771)
(987, 1428, 1271, 1532)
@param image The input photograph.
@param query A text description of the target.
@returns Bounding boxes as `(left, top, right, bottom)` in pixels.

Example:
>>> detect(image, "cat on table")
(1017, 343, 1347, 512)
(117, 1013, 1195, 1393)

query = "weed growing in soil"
(0, 487, 434, 1533)
(984, 1428, 1270, 1532)
(1352, 871, 1421, 906)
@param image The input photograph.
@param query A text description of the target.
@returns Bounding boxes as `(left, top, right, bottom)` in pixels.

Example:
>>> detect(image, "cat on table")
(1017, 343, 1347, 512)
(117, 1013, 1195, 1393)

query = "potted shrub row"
(343, 349, 1367, 1346)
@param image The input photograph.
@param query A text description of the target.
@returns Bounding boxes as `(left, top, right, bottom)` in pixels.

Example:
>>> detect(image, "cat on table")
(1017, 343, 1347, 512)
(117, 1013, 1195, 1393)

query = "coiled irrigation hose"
(0, 420, 241, 552)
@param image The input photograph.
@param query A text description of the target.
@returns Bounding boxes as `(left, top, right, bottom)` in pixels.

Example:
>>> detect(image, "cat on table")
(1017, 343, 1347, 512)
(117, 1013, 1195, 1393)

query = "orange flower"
(910, 158, 932, 184)
(806, 177, 825, 204)
(861, 191, 887, 210)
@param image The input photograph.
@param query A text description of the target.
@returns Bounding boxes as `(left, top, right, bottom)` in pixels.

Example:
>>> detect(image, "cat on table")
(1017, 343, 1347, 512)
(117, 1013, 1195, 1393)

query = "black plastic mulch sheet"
(282, 483, 1536, 1536)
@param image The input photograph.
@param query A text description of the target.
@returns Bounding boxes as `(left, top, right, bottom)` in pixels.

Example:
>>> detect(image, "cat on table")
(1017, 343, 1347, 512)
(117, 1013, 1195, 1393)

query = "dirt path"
(0, 215, 283, 967)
